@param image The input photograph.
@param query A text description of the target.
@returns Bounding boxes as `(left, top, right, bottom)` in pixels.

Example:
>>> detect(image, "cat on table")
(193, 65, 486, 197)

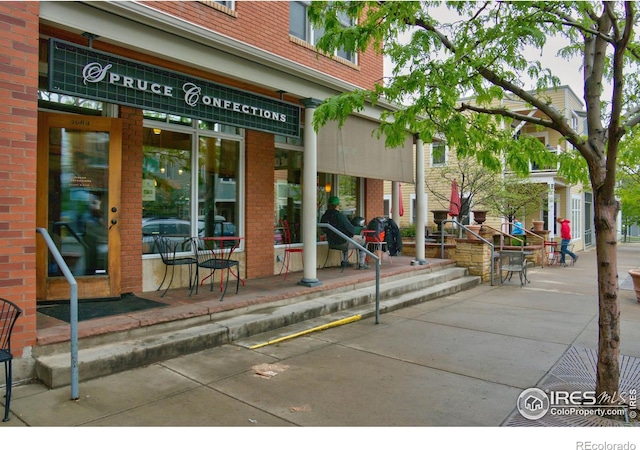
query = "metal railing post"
(318, 223, 381, 324)
(440, 219, 495, 286)
(36, 228, 79, 400)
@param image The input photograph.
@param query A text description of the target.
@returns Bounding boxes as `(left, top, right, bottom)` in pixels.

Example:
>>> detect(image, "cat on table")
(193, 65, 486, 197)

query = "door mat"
(37, 293, 167, 323)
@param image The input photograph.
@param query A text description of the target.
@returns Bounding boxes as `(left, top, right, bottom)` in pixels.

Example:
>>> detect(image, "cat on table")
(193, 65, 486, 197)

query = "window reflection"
(199, 136, 239, 238)
(49, 129, 110, 276)
(274, 149, 302, 244)
(337, 175, 359, 220)
(142, 128, 192, 254)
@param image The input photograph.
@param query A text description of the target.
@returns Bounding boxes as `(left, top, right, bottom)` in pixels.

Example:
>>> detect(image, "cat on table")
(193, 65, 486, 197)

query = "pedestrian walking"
(556, 217, 578, 266)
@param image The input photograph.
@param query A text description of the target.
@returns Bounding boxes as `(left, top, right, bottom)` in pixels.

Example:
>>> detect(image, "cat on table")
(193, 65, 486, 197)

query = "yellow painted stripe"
(249, 314, 362, 349)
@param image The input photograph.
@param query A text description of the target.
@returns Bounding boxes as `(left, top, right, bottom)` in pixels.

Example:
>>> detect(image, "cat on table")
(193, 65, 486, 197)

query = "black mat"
(37, 293, 167, 322)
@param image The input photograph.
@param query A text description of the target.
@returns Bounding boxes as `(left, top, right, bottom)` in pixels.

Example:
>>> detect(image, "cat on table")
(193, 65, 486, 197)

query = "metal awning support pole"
(36, 228, 79, 399)
(414, 135, 427, 264)
(299, 98, 322, 287)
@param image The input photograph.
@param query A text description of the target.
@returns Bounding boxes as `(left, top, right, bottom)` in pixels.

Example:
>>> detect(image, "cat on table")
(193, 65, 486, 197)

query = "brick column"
(245, 130, 274, 278)
(365, 178, 384, 219)
(119, 107, 143, 292)
(0, 2, 40, 356)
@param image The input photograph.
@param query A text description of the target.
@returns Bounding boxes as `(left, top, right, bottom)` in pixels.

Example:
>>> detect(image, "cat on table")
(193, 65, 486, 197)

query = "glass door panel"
(49, 129, 110, 276)
(37, 113, 122, 300)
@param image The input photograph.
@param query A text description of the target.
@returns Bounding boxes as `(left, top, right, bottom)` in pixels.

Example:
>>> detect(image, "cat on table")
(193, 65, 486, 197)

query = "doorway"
(37, 112, 122, 300)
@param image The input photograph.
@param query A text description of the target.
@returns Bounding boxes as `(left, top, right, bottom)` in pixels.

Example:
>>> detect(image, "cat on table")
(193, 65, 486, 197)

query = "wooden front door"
(37, 112, 122, 300)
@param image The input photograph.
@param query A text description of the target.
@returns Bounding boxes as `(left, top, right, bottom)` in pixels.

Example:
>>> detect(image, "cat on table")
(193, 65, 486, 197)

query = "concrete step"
(35, 265, 480, 388)
(237, 275, 481, 350)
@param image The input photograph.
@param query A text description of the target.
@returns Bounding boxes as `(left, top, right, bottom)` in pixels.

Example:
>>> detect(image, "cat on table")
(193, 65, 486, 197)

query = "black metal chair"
(1, 298, 22, 422)
(499, 250, 529, 287)
(322, 242, 351, 273)
(153, 235, 197, 297)
(192, 237, 241, 301)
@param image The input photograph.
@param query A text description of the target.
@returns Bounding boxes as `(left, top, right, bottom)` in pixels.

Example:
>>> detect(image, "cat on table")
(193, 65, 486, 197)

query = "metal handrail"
(318, 223, 381, 324)
(53, 221, 89, 250)
(36, 227, 79, 400)
(502, 222, 544, 241)
(502, 222, 547, 267)
(440, 219, 496, 286)
(482, 224, 524, 250)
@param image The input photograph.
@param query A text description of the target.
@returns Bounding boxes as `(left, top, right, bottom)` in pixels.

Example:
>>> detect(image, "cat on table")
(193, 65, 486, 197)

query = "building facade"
(386, 86, 596, 251)
(1, 1, 413, 379)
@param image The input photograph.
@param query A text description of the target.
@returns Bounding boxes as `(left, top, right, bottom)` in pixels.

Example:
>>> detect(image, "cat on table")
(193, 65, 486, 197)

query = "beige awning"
(317, 115, 414, 183)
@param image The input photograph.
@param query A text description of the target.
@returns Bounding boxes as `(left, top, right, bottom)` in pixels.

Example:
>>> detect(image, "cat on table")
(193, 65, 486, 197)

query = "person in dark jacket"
(320, 196, 369, 269)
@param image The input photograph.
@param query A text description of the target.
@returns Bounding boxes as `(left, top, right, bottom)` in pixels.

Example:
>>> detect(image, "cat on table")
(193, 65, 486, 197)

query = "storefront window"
(317, 174, 361, 221)
(274, 149, 302, 244)
(142, 115, 242, 254)
(142, 128, 192, 254)
(337, 175, 359, 220)
(198, 136, 240, 239)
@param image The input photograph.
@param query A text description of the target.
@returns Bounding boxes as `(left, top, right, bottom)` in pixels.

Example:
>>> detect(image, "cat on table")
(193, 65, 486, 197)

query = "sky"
(382, 6, 599, 108)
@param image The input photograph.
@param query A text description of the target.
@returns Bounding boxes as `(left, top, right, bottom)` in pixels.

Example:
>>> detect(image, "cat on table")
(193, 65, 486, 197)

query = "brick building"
(0, 1, 413, 381)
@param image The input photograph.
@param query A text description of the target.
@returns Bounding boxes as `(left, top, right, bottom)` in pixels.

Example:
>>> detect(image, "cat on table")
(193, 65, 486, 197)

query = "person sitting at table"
(320, 196, 369, 269)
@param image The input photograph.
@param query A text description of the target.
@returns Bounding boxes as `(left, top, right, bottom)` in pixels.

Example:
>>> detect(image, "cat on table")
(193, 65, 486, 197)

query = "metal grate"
(502, 346, 640, 427)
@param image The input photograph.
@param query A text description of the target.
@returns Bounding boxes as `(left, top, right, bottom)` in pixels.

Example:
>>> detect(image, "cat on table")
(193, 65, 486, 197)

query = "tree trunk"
(594, 190, 620, 402)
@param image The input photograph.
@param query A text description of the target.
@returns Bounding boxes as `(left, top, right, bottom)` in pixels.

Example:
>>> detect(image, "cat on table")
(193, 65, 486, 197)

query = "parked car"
(142, 216, 235, 253)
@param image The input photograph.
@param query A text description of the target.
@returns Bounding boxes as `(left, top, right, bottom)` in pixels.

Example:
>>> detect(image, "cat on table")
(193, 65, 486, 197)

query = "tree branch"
(604, 2, 634, 196)
(624, 110, 640, 129)
(457, 102, 553, 128)
(411, 12, 581, 146)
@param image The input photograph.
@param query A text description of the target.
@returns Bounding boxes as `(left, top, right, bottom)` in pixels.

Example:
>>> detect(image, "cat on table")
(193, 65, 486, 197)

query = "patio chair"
(192, 237, 241, 301)
(153, 235, 197, 297)
(1, 298, 22, 422)
(545, 241, 561, 266)
(499, 250, 529, 287)
(278, 219, 303, 280)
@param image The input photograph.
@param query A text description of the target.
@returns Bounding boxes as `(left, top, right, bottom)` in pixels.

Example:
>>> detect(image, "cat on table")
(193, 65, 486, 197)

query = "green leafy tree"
(484, 178, 551, 229)
(309, 1, 639, 400)
(425, 155, 500, 222)
(618, 129, 640, 240)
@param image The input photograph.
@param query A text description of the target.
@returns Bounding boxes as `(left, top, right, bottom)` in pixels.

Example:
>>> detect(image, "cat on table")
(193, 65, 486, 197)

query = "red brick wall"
(140, 1, 383, 90)
(365, 179, 384, 220)
(119, 107, 143, 293)
(0, 2, 40, 356)
(244, 130, 275, 278)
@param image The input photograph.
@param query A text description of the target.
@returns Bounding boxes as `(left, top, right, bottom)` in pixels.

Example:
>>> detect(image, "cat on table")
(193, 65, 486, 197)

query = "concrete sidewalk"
(2, 243, 640, 428)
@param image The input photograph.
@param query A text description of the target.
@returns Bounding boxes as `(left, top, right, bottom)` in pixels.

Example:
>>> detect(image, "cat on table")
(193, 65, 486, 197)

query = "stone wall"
(454, 239, 495, 283)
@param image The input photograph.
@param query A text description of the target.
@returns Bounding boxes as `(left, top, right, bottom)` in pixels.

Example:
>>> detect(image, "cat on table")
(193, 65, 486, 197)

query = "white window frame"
(571, 194, 582, 241)
(289, 1, 357, 64)
(199, 1, 236, 13)
(430, 142, 448, 167)
(383, 194, 391, 218)
(142, 117, 245, 258)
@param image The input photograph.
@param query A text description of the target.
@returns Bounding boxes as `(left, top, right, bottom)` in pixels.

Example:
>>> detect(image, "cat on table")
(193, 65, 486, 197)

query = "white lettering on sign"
(106, 72, 173, 97)
(82, 62, 287, 123)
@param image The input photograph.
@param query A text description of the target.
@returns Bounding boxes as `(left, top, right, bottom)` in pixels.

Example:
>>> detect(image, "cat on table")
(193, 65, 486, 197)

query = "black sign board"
(48, 39, 300, 137)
